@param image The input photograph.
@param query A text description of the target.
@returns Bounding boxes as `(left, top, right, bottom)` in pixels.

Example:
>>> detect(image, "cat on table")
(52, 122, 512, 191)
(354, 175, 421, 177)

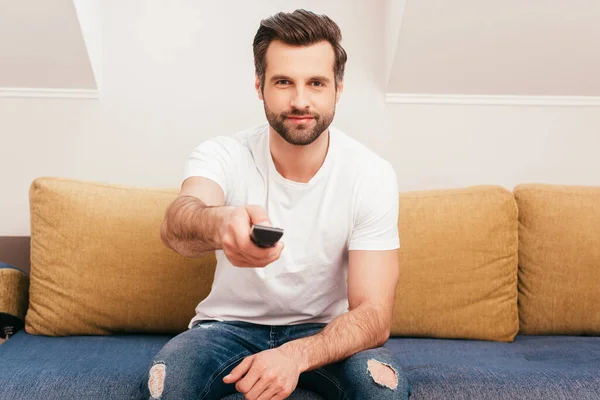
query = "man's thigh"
(298, 346, 410, 400)
(140, 321, 268, 400)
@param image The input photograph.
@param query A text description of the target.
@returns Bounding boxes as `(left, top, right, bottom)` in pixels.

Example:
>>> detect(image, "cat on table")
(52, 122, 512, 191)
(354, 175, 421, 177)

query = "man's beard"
(264, 103, 335, 146)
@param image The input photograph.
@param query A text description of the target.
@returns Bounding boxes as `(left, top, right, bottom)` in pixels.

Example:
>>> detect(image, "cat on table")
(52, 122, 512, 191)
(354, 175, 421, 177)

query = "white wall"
(0, 0, 96, 89)
(384, 0, 406, 87)
(0, 0, 386, 236)
(388, 0, 600, 95)
(1, 0, 599, 237)
(73, 0, 103, 89)
(384, 104, 600, 192)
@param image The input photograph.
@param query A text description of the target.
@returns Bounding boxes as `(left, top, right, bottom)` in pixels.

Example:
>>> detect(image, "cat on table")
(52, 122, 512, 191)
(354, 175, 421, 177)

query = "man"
(142, 9, 409, 400)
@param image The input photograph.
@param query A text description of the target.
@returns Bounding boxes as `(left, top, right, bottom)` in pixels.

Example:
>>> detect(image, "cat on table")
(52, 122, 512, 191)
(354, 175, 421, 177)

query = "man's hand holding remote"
(219, 205, 284, 268)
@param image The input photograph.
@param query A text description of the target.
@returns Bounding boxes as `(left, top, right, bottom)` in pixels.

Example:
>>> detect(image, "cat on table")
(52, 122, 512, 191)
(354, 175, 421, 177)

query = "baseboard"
(385, 93, 600, 107)
(0, 88, 99, 99)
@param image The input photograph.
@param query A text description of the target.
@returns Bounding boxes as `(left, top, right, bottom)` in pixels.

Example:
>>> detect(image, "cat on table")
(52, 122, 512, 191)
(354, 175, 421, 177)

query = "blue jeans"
(140, 320, 409, 399)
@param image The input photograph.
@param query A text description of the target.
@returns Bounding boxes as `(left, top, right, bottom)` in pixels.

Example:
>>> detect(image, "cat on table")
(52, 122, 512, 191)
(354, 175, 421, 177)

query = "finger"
(227, 255, 254, 268)
(223, 356, 253, 384)
(231, 214, 253, 251)
(230, 219, 270, 265)
(238, 238, 278, 266)
(250, 242, 282, 262)
(230, 240, 271, 268)
(241, 250, 279, 268)
(271, 241, 284, 257)
(254, 241, 284, 265)
(245, 205, 271, 226)
(222, 245, 250, 267)
(229, 219, 283, 267)
(235, 365, 263, 396)
(226, 245, 270, 268)
(270, 392, 288, 400)
(244, 230, 283, 258)
(256, 383, 280, 400)
(245, 377, 270, 400)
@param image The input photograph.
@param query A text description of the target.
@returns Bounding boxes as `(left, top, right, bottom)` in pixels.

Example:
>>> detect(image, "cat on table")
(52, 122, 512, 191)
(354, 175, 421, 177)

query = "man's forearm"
(161, 195, 234, 258)
(281, 303, 390, 372)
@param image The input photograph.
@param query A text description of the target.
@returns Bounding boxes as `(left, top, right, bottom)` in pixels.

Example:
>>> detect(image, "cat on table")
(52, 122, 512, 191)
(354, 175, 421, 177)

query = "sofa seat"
(389, 335, 600, 399)
(0, 331, 170, 399)
(0, 331, 323, 399)
(2, 331, 599, 399)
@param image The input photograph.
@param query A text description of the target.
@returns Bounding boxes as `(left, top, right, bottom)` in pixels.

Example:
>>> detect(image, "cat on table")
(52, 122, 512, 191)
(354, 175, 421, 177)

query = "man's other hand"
(223, 347, 301, 400)
(219, 205, 284, 268)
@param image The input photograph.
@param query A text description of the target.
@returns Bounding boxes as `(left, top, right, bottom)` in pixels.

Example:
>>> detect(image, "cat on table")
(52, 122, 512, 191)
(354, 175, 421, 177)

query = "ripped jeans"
(139, 320, 409, 400)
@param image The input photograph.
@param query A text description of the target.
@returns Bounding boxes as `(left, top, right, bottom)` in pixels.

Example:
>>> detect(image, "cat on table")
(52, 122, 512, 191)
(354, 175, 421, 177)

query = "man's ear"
(335, 81, 344, 103)
(255, 75, 264, 100)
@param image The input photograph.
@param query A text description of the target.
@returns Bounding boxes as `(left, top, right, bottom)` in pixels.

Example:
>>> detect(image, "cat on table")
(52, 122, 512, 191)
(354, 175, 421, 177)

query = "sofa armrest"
(0, 262, 29, 339)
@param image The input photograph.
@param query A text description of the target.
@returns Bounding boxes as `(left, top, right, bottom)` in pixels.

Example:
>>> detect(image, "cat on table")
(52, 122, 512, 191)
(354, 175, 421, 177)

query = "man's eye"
(310, 81, 323, 87)
(276, 80, 291, 85)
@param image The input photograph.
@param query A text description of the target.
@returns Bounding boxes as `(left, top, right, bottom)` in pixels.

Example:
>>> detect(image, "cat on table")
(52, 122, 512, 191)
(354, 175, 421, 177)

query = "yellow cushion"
(392, 186, 519, 342)
(515, 184, 600, 335)
(0, 267, 30, 322)
(26, 177, 216, 336)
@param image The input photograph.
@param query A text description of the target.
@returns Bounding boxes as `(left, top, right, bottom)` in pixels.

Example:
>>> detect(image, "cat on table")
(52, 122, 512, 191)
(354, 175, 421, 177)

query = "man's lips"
(286, 116, 314, 123)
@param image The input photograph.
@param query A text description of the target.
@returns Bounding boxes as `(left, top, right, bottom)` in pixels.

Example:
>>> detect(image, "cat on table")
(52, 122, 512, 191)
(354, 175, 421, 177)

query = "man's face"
(256, 40, 343, 146)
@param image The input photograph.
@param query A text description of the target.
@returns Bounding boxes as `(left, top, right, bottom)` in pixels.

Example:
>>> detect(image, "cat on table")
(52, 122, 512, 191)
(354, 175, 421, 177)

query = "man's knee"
(367, 359, 399, 390)
(141, 337, 202, 399)
(141, 338, 245, 399)
(143, 358, 201, 400)
(363, 358, 410, 399)
(147, 362, 167, 399)
(341, 351, 410, 399)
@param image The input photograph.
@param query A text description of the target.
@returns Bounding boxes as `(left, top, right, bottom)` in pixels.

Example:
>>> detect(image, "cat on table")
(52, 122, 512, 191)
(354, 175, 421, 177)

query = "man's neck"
(269, 127, 330, 184)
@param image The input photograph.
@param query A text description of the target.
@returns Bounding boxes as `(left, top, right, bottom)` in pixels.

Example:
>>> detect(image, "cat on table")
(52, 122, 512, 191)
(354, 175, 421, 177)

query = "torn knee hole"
(148, 362, 166, 398)
(367, 359, 398, 390)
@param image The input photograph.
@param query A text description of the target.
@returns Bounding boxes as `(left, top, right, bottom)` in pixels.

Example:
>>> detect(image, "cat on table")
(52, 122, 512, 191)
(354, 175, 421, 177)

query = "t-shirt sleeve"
(348, 161, 400, 251)
(182, 136, 239, 200)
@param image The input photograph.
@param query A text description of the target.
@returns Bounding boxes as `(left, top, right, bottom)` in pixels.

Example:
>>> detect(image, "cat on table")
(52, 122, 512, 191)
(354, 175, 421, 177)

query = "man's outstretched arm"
(160, 176, 233, 258)
(161, 176, 283, 268)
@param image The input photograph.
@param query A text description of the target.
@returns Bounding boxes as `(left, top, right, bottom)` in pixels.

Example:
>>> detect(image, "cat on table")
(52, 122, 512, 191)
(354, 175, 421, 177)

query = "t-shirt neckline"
(266, 125, 334, 189)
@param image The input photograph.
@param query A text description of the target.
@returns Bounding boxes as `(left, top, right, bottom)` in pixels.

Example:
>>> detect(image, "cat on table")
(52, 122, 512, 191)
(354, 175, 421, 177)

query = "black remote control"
(250, 224, 284, 248)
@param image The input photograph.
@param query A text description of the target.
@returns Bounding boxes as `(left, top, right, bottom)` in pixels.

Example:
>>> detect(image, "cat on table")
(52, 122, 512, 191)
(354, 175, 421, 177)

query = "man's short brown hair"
(253, 9, 348, 90)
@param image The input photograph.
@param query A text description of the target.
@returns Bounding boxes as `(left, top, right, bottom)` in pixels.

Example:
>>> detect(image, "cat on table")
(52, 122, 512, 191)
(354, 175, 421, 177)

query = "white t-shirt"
(184, 124, 399, 328)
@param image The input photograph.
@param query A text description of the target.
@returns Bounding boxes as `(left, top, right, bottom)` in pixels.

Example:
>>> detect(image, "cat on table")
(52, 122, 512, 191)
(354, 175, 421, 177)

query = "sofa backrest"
(26, 177, 215, 336)
(515, 184, 600, 336)
(24, 177, 599, 341)
(394, 186, 518, 342)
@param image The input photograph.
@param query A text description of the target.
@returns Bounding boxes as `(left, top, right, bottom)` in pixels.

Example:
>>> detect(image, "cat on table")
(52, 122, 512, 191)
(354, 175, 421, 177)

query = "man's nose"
(290, 87, 310, 110)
